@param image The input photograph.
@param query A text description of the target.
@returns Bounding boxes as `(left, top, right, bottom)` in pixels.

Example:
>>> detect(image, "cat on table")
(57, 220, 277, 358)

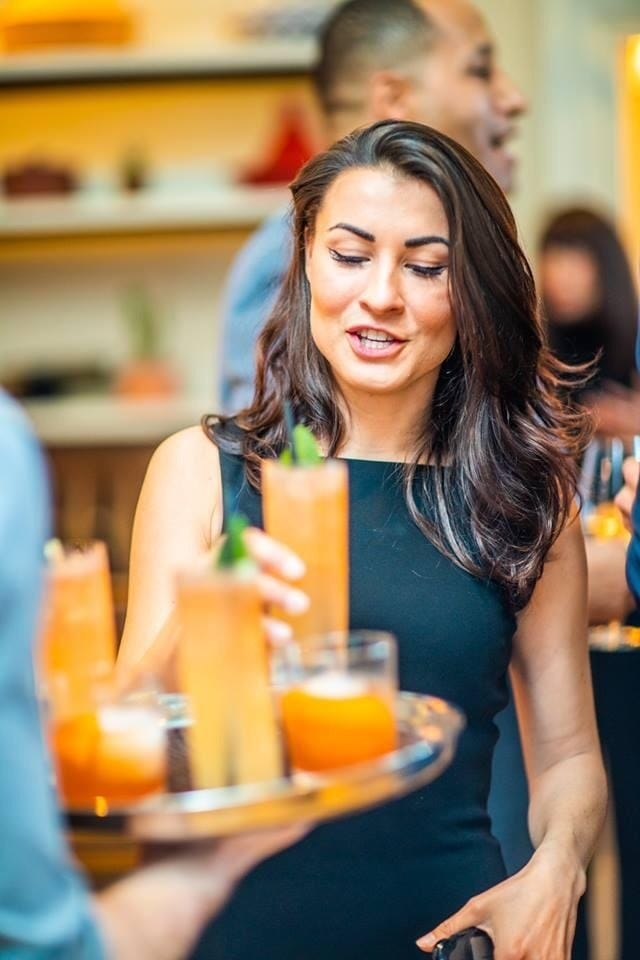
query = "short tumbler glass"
(274, 630, 398, 772)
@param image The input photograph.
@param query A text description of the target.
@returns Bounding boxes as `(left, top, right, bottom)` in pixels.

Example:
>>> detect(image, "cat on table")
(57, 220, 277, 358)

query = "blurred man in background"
(218, 0, 526, 414)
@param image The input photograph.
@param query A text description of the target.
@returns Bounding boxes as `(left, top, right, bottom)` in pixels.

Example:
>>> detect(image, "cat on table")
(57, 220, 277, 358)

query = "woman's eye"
(329, 248, 367, 265)
(408, 264, 447, 279)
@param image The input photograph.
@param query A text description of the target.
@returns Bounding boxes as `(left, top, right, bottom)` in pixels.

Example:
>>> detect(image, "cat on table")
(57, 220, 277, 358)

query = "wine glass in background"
(579, 436, 628, 539)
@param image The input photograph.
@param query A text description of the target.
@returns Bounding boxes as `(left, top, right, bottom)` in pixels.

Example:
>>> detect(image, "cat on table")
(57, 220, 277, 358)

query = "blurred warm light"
(632, 36, 640, 81)
(620, 36, 640, 274)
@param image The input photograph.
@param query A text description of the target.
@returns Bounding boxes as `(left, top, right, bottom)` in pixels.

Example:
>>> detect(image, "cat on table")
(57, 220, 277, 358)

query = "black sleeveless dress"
(191, 448, 515, 960)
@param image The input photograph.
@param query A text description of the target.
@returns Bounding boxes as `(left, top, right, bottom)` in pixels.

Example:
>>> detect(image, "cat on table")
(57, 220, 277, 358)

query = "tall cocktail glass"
(176, 565, 284, 789)
(262, 458, 349, 640)
(40, 539, 117, 713)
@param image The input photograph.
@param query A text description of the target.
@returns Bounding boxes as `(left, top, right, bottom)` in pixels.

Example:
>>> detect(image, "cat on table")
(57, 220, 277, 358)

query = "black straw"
(283, 400, 299, 463)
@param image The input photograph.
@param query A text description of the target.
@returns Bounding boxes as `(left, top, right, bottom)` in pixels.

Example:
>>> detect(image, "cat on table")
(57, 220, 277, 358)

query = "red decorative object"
(2, 160, 77, 197)
(239, 105, 316, 186)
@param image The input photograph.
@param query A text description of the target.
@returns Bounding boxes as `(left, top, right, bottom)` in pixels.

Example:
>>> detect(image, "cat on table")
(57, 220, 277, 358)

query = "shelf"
(24, 395, 208, 446)
(0, 39, 316, 87)
(0, 185, 290, 237)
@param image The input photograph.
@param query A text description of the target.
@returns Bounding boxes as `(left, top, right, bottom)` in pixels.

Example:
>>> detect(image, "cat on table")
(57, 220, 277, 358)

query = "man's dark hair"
(313, 0, 437, 117)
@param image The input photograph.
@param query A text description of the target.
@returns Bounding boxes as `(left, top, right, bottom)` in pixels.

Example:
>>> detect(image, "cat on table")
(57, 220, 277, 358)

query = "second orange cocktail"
(40, 539, 117, 712)
(262, 457, 349, 640)
(176, 517, 284, 790)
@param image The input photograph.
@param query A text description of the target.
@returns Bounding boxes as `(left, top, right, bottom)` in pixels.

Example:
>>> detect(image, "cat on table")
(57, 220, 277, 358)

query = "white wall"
(478, 0, 640, 255)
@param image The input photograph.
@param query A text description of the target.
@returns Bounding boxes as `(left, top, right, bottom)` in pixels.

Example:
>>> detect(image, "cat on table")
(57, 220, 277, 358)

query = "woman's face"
(305, 166, 456, 406)
(539, 245, 601, 323)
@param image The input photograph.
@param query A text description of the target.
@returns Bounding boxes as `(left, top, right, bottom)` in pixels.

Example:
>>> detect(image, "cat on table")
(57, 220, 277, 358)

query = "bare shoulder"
(546, 503, 585, 566)
(139, 425, 222, 547)
(150, 425, 220, 480)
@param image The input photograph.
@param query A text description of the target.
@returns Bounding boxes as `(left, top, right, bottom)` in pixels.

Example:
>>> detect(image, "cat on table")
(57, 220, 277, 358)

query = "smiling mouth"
(351, 329, 400, 350)
(490, 129, 515, 152)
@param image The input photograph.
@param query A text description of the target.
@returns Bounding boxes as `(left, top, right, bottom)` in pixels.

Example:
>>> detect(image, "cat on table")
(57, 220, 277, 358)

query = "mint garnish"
(217, 514, 255, 571)
(279, 423, 322, 466)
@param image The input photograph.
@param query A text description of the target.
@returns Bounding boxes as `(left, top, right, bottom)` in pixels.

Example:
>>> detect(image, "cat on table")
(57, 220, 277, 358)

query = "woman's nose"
(359, 264, 403, 315)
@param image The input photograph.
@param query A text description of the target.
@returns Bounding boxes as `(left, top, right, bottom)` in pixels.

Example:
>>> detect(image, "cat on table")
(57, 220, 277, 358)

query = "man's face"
(410, 0, 526, 193)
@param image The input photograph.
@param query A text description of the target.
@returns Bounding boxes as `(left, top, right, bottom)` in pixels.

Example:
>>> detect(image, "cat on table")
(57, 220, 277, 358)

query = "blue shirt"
(0, 392, 105, 959)
(218, 210, 292, 414)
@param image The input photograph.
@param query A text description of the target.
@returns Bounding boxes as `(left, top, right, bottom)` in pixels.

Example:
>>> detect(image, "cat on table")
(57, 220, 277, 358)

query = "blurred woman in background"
(538, 205, 638, 436)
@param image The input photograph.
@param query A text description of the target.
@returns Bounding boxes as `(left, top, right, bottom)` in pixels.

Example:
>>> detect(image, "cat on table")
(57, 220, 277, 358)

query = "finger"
(415, 904, 482, 953)
(622, 455, 640, 485)
(263, 615, 293, 647)
(614, 486, 635, 529)
(245, 527, 305, 581)
(257, 571, 309, 616)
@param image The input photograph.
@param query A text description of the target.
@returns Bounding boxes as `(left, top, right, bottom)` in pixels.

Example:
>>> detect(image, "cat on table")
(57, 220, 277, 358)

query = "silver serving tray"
(68, 692, 464, 842)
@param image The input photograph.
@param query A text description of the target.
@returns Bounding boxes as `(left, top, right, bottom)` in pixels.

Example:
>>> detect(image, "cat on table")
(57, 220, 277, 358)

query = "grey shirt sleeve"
(0, 394, 106, 959)
(217, 210, 293, 414)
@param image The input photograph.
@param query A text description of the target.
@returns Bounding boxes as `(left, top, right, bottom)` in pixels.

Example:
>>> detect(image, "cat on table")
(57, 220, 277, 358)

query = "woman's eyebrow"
(327, 223, 449, 249)
(328, 223, 375, 241)
(405, 235, 450, 248)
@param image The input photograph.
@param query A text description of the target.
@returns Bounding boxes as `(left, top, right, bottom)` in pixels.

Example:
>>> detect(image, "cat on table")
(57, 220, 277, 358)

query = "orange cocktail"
(262, 459, 348, 640)
(584, 502, 629, 540)
(281, 679, 396, 771)
(176, 566, 283, 789)
(276, 631, 397, 772)
(50, 695, 167, 810)
(40, 540, 117, 712)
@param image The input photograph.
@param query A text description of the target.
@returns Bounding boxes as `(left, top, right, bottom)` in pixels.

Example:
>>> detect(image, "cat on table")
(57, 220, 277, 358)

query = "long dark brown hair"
(206, 119, 591, 610)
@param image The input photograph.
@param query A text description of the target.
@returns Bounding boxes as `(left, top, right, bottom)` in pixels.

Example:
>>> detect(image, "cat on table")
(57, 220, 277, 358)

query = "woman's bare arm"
(512, 512, 606, 872)
(116, 426, 222, 682)
(116, 426, 309, 685)
(419, 512, 607, 958)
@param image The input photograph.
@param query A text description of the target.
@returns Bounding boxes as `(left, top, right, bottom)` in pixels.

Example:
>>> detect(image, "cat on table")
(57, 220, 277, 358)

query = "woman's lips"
(346, 328, 405, 359)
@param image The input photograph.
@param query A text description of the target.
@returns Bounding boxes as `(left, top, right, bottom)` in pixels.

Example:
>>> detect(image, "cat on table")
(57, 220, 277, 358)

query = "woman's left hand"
(416, 843, 585, 959)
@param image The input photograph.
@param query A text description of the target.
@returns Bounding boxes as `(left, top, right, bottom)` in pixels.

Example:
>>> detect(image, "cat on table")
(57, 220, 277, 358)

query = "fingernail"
(282, 556, 305, 580)
(284, 590, 310, 615)
(416, 934, 435, 950)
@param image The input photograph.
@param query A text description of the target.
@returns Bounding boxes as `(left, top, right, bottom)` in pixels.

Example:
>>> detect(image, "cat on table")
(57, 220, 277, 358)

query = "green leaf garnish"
(279, 423, 322, 466)
(216, 514, 255, 572)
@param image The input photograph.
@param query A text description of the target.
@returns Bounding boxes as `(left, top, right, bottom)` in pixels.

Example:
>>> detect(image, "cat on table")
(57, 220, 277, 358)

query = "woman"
(118, 121, 606, 960)
(539, 205, 638, 435)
